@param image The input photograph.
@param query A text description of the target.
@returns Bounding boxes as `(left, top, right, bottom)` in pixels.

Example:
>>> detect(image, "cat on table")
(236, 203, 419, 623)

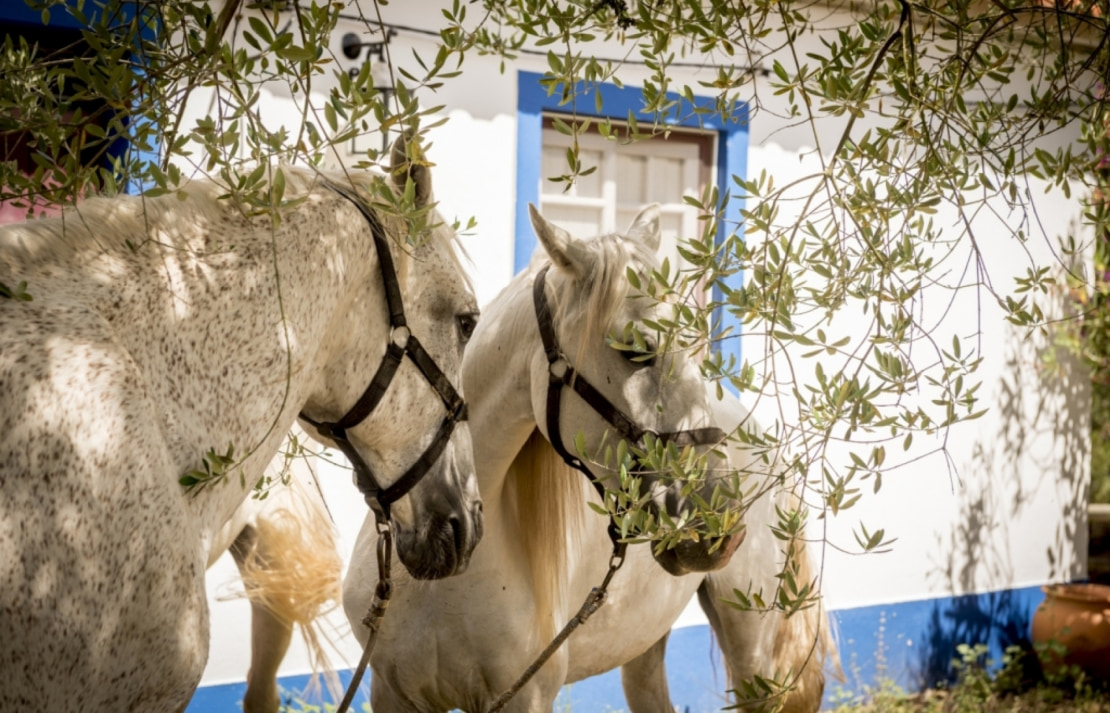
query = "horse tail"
(773, 493, 843, 713)
(237, 469, 345, 701)
(507, 429, 588, 645)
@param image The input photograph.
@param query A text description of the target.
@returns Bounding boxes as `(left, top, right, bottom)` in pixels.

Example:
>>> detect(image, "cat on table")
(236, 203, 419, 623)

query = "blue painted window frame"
(515, 69, 748, 372)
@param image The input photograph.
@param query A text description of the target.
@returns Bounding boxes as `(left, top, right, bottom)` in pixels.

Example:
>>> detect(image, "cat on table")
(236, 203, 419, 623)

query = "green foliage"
(8, 0, 1100, 549)
(1054, 98, 1110, 504)
(251, 431, 309, 500)
(0, 280, 32, 301)
(0, 0, 450, 215)
(831, 642, 1109, 713)
(482, 0, 1106, 645)
(1091, 371, 1110, 503)
(178, 443, 238, 494)
(725, 672, 793, 713)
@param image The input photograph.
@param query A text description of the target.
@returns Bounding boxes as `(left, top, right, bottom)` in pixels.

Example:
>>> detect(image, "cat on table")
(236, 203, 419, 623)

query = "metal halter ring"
(549, 357, 570, 381)
(391, 325, 411, 349)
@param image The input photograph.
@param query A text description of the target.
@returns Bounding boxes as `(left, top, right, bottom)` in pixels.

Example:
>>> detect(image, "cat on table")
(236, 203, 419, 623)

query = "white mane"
(530, 228, 660, 361)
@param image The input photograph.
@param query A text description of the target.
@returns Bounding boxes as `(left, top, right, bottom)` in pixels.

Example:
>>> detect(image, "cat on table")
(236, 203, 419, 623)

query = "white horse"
(0, 146, 483, 713)
(234, 203, 837, 712)
(341, 203, 785, 712)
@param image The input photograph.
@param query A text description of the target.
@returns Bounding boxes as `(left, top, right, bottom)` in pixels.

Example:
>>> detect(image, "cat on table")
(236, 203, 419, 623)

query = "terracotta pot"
(1031, 582, 1110, 680)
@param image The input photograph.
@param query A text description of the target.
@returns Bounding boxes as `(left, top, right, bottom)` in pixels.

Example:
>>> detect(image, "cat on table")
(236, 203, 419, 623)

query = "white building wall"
(184, 0, 1091, 695)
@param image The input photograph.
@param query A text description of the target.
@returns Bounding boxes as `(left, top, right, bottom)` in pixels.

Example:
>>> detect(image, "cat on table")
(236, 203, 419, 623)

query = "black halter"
(531, 264, 726, 539)
(300, 179, 467, 524)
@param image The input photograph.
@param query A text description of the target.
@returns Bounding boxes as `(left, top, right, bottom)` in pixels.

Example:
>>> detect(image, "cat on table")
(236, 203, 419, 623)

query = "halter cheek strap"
(299, 179, 467, 524)
(531, 264, 726, 542)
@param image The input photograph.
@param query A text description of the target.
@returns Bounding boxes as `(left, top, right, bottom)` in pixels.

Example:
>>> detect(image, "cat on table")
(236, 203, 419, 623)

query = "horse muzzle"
(652, 527, 746, 576)
(395, 498, 483, 579)
(640, 454, 747, 575)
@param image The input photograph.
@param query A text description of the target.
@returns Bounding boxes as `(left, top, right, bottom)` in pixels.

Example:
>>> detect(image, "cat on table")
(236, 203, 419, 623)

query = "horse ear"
(528, 203, 593, 276)
(625, 203, 662, 253)
(390, 134, 433, 208)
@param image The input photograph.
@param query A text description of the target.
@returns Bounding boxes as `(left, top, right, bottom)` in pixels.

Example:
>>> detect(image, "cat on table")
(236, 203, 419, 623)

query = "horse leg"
(696, 576, 779, 711)
(230, 524, 294, 713)
(620, 633, 674, 713)
(699, 568, 832, 713)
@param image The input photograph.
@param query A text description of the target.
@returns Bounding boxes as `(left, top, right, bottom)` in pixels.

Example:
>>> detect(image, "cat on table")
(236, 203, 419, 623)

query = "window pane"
(541, 147, 603, 198)
(542, 204, 603, 240)
(616, 208, 637, 234)
(649, 157, 686, 204)
(616, 154, 647, 204)
(660, 211, 684, 248)
(574, 149, 603, 197)
(541, 146, 564, 183)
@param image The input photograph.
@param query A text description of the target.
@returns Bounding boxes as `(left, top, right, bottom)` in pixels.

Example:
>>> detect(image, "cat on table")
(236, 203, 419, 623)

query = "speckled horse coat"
(0, 159, 482, 712)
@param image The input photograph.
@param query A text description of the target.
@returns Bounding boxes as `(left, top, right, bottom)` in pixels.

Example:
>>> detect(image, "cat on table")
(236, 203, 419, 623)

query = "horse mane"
(505, 429, 590, 645)
(534, 228, 660, 366)
(505, 226, 660, 644)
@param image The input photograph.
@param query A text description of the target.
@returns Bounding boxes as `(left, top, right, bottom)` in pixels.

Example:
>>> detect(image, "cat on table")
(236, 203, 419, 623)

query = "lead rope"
(485, 540, 628, 713)
(335, 521, 393, 713)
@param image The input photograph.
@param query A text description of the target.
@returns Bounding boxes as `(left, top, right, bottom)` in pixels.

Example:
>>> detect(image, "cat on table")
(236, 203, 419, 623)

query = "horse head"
(300, 141, 482, 580)
(521, 203, 744, 576)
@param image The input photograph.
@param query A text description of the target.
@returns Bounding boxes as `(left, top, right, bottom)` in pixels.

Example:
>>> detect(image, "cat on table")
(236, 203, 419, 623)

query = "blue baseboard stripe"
(186, 585, 1049, 712)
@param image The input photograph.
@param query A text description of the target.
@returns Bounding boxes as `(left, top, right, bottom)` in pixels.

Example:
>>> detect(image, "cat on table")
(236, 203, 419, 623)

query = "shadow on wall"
(913, 590, 1038, 688)
(916, 286, 1091, 687)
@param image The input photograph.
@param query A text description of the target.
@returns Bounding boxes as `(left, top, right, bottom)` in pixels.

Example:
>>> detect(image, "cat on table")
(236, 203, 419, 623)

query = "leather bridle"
(531, 264, 726, 537)
(300, 179, 467, 525)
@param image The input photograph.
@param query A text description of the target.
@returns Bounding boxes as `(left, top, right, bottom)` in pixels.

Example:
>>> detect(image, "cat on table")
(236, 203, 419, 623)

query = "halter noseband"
(531, 264, 726, 539)
(300, 179, 467, 524)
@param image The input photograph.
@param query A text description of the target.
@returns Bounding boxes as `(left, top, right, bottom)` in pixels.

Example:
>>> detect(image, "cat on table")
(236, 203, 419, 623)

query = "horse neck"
(145, 191, 384, 535)
(465, 271, 596, 642)
(465, 275, 545, 498)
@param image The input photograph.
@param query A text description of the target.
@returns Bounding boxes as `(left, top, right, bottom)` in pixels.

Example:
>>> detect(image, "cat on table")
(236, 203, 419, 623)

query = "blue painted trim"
(825, 585, 1048, 707)
(189, 585, 1049, 711)
(515, 73, 546, 274)
(514, 70, 749, 374)
(710, 105, 749, 383)
(186, 670, 371, 713)
(0, 2, 86, 29)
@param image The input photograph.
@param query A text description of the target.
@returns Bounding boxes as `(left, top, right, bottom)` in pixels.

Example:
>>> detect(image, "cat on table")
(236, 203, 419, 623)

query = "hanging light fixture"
(342, 29, 397, 154)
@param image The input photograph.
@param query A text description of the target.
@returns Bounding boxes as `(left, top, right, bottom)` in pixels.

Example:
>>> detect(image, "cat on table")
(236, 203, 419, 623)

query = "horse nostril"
(448, 515, 465, 553)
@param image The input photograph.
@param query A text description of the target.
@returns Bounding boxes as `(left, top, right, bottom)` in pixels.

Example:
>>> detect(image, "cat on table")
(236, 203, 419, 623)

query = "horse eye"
(622, 349, 657, 368)
(614, 337, 656, 368)
(457, 312, 479, 342)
